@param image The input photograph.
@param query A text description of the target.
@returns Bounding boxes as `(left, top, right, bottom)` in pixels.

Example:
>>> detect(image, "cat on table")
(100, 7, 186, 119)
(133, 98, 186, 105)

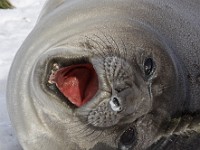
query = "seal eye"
(119, 127, 136, 149)
(144, 58, 154, 76)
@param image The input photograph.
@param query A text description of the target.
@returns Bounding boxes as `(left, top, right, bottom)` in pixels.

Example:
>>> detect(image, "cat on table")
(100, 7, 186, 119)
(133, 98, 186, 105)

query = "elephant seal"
(7, 0, 200, 149)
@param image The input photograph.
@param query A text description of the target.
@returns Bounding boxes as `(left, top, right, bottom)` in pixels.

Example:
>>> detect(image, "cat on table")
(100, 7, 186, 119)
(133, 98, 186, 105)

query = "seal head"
(7, 0, 190, 149)
(34, 24, 187, 149)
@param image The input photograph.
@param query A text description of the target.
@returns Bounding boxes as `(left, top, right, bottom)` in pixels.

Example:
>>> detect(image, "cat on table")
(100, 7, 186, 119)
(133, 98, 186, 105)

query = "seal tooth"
(48, 63, 60, 84)
(52, 63, 60, 71)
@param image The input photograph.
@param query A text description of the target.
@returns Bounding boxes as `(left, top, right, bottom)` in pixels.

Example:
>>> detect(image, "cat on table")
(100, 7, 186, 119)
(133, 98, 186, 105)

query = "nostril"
(113, 97, 120, 107)
(109, 97, 122, 112)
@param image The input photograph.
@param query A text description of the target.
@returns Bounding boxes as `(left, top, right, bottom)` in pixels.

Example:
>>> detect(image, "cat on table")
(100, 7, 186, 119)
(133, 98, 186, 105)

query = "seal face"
(7, 0, 200, 149)
(75, 29, 185, 132)
(7, 29, 187, 149)
(78, 55, 152, 128)
(35, 26, 186, 149)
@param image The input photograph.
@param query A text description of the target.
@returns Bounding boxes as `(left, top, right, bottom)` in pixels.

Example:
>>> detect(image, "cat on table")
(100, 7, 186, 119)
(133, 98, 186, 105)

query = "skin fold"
(7, 0, 200, 149)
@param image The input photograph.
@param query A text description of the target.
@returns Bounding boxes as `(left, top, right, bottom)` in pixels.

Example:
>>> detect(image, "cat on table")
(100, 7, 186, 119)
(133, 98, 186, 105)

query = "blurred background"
(0, 0, 46, 149)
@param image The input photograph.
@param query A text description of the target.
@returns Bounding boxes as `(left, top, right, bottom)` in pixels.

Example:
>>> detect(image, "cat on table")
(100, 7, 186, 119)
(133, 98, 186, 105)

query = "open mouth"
(48, 62, 98, 107)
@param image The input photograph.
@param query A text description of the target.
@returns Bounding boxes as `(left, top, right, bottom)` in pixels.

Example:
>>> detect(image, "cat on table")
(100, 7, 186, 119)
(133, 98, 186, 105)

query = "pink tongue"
(52, 64, 98, 107)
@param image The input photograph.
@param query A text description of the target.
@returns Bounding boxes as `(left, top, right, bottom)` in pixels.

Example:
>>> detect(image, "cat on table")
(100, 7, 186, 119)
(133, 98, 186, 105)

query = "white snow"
(0, 0, 46, 149)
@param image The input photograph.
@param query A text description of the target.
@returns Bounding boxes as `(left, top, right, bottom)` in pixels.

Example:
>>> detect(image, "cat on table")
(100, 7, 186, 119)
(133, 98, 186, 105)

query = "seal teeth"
(48, 63, 60, 84)
(52, 63, 60, 71)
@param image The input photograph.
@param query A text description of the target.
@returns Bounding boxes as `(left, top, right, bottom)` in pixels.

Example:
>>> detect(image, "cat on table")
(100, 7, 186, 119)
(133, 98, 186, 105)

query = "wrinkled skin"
(7, 0, 200, 150)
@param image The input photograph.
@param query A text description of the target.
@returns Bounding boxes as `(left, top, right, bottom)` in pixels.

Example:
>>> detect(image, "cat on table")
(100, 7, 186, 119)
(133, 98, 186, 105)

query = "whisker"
(68, 116, 107, 141)
(93, 34, 108, 51)
(108, 34, 121, 58)
(90, 130, 103, 142)
(120, 37, 128, 61)
(84, 35, 106, 60)
(99, 31, 116, 57)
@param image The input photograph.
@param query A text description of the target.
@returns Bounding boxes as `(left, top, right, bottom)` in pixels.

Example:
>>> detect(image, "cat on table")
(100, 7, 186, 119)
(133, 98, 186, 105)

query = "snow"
(0, 0, 46, 149)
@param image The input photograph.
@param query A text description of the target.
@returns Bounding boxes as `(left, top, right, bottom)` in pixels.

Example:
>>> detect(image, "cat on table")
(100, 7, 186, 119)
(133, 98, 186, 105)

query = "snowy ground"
(0, 0, 46, 149)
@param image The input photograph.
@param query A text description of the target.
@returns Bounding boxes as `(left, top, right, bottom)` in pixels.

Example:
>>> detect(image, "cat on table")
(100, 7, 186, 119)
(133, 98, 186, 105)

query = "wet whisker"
(84, 35, 106, 59)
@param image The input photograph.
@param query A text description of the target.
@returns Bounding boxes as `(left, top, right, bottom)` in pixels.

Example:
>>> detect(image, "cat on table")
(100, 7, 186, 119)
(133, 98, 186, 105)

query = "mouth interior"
(51, 63, 98, 107)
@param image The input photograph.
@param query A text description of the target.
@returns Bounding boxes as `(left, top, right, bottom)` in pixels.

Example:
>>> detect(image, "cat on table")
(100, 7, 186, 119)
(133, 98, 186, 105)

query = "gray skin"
(6, 0, 200, 149)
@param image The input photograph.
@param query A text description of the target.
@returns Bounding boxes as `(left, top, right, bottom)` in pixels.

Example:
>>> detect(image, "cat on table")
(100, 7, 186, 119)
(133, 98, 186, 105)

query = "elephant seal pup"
(7, 0, 200, 149)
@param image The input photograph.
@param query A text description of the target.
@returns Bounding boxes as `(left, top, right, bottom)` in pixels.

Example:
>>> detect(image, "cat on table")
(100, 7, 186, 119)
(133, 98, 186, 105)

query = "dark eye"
(118, 127, 136, 149)
(144, 58, 154, 76)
